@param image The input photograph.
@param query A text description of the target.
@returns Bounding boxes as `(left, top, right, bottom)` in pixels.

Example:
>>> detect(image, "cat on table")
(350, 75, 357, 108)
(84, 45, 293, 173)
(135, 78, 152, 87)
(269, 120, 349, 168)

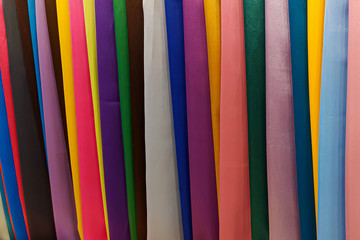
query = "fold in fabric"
(346, 1, 360, 238)
(0, 1, 29, 237)
(113, 1, 138, 239)
(0, 167, 10, 240)
(317, 0, 348, 239)
(220, 0, 251, 239)
(69, 0, 107, 239)
(35, 0, 79, 238)
(95, 1, 131, 239)
(3, 0, 57, 238)
(143, 0, 183, 238)
(82, 1, 110, 238)
(204, 0, 220, 198)
(265, 0, 300, 239)
(288, 0, 316, 239)
(307, 0, 325, 220)
(44, 0, 69, 156)
(243, 1, 269, 239)
(164, 0, 193, 239)
(56, 0, 84, 238)
(125, 0, 147, 238)
(182, 0, 219, 238)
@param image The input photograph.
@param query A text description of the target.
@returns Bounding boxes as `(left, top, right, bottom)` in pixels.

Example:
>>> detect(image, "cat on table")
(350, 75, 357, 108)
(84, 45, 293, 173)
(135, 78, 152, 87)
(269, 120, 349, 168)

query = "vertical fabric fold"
(143, 0, 183, 238)
(288, 0, 317, 239)
(125, 0, 147, 238)
(0, 167, 11, 240)
(220, 0, 251, 238)
(265, 0, 300, 239)
(243, 1, 269, 239)
(164, 0, 193, 239)
(69, 0, 107, 239)
(113, 1, 138, 239)
(203, 0, 220, 199)
(317, 0, 348, 239)
(3, 0, 57, 238)
(95, 0, 131, 239)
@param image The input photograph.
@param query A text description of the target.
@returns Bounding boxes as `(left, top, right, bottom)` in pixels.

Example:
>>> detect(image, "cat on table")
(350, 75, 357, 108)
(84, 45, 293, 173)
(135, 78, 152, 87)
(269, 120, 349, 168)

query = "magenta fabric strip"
(265, 0, 301, 239)
(35, 0, 79, 238)
(182, 0, 219, 239)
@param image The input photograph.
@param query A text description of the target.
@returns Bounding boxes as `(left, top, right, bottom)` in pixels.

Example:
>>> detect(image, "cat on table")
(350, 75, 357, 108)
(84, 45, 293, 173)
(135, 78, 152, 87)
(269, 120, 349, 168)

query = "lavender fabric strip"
(35, 0, 78, 239)
(95, 0, 130, 239)
(265, 0, 301, 239)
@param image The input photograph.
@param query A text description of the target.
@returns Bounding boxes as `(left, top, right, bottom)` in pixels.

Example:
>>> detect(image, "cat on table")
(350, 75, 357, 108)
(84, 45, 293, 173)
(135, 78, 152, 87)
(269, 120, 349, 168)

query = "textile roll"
(288, 0, 316, 239)
(164, 0, 193, 239)
(125, 0, 147, 238)
(113, 1, 138, 239)
(317, 0, 348, 239)
(265, 0, 301, 239)
(95, 0, 131, 239)
(143, 0, 183, 238)
(3, 0, 57, 238)
(0, 168, 10, 240)
(204, 0, 220, 198)
(69, 0, 107, 239)
(82, 1, 110, 238)
(56, 0, 84, 238)
(243, 0, 269, 239)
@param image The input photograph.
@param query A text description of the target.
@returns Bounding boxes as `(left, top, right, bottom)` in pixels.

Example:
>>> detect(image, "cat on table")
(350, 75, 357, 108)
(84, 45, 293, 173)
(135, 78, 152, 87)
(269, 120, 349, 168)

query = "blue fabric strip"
(288, 1, 316, 239)
(317, 0, 348, 239)
(164, 1, 193, 239)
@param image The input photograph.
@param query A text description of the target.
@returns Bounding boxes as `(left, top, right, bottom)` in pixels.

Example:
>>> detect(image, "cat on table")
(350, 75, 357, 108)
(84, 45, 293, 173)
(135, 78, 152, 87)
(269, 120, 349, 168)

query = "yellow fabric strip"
(203, 0, 221, 199)
(82, 1, 110, 239)
(307, 0, 325, 222)
(55, 0, 84, 238)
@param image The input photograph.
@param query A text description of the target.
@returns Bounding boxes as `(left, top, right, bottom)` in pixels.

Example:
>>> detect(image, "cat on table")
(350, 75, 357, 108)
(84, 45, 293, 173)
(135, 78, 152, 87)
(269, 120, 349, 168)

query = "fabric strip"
(3, 0, 57, 238)
(0, 1, 29, 236)
(143, 0, 183, 238)
(82, 1, 110, 238)
(56, 0, 84, 238)
(69, 0, 107, 239)
(317, 0, 348, 239)
(204, 0, 220, 199)
(164, 0, 193, 239)
(125, 0, 147, 238)
(95, 1, 131, 239)
(307, 0, 325, 219)
(219, 0, 251, 238)
(265, 0, 300, 239)
(243, 0, 269, 239)
(182, 0, 219, 238)
(35, 0, 79, 238)
(113, 1, 138, 239)
(0, 167, 10, 240)
(288, 1, 316, 239)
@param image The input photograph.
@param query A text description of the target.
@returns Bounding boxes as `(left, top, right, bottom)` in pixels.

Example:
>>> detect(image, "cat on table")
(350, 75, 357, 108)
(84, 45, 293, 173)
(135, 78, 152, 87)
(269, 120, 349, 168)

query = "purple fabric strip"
(265, 0, 301, 239)
(94, 1, 130, 239)
(182, 0, 219, 239)
(35, 0, 79, 239)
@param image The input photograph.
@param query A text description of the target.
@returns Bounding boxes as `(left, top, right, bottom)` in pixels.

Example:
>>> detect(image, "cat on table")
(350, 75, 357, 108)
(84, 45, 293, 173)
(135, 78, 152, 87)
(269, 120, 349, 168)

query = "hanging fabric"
(317, 0, 348, 239)
(69, 0, 107, 239)
(204, 0, 220, 199)
(243, 1, 269, 239)
(288, 0, 316, 239)
(82, 1, 110, 238)
(143, 0, 183, 238)
(164, 0, 193, 239)
(265, 0, 300, 239)
(113, 1, 138, 239)
(95, 0, 131, 239)
(0, 167, 11, 240)
(56, 0, 84, 238)
(3, 0, 57, 238)
(125, 0, 147, 238)
(307, 0, 325, 219)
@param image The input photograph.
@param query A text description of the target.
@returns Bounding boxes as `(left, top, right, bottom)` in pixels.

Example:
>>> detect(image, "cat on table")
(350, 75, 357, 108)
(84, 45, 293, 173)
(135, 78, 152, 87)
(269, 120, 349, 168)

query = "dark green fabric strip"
(243, 1, 269, 239)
